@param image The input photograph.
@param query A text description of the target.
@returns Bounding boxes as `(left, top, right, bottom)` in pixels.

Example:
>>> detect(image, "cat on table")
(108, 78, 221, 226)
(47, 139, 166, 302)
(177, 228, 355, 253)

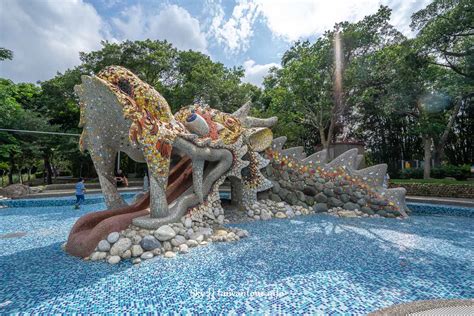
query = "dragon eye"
(225, 117, 236, 126)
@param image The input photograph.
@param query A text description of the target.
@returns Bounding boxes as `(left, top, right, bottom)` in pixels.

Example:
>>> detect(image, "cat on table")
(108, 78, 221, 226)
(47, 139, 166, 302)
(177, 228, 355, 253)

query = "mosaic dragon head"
(75, 66, 277, 229)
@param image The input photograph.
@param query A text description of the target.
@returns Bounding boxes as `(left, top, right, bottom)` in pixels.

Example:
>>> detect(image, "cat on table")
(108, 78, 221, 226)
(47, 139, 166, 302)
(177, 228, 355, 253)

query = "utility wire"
(0, 128, 80, 136)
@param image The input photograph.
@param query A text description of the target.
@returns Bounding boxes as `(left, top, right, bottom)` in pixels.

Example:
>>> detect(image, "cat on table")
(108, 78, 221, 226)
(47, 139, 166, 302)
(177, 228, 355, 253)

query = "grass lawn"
(391, 178, 474, 186)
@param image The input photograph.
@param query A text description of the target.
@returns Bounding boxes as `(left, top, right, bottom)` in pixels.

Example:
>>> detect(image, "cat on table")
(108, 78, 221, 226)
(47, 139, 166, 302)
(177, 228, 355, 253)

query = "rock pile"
(264, 162, 404, 218)
(85, 216, 249, 264)
(244, 199, 313, 220)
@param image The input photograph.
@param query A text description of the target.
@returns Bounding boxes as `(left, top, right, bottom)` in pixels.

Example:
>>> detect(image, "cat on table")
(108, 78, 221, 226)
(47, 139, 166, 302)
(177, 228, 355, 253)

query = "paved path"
(14, 186, 142, 199)
(407, 195, 474, 208)
(8, 187, 474, 208)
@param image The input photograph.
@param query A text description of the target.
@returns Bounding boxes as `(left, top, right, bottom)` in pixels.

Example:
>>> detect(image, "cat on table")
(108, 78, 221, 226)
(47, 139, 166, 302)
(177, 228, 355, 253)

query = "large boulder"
(0, 184, 31, 198)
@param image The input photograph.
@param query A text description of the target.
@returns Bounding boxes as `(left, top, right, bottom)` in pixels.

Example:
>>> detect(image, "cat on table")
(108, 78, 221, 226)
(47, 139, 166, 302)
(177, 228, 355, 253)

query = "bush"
(431, 164, 471, 180)
(400, 168, 424, 179)
(400, 164, 471, 180)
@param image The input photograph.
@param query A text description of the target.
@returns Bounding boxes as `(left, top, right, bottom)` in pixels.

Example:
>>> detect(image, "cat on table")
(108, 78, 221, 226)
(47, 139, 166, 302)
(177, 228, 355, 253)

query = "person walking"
(74, 178, 86, 209)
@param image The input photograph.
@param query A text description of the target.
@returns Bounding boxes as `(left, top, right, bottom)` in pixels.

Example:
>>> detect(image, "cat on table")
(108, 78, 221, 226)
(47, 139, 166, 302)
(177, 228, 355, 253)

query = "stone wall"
(262, 158, 405, 218)
(390, 183, 474, 199)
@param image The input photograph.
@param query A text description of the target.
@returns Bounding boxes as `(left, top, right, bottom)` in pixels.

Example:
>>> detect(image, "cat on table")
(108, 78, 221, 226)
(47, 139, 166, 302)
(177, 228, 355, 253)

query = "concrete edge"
(407, 196, 474, 208)
(369, 299, 474, 315)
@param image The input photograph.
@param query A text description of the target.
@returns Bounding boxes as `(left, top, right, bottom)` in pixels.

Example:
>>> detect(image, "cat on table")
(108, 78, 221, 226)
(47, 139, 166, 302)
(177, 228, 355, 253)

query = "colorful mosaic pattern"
(97, 66, 186, 178)
(174, 104, 244, 146)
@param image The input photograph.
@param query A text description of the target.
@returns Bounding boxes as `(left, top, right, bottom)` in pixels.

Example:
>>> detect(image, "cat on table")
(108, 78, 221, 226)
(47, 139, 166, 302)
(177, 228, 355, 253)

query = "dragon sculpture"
(66, 66, 408, 258)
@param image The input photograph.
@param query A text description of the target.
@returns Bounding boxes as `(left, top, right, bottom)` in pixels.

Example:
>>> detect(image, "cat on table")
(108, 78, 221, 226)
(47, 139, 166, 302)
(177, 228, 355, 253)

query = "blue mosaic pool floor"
(1, 199, 473, 314)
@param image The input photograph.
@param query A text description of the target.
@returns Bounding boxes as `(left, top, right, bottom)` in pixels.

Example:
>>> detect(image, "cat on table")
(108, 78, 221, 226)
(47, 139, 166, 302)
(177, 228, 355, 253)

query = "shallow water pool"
(1, 197, 473, 314)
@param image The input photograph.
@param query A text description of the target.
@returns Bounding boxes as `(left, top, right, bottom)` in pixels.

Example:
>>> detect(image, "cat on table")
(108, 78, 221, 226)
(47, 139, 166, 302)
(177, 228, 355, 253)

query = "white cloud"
(389, 0, 433, 37)
(0, 2, 208, 83)
(208, 0, 260, 54)
(207, 0, 432, 53)
(242, 59, 279, 86)
(0, 0, 105, 83)
(112, 4, 208, 53)
(255, 0, 432, 41)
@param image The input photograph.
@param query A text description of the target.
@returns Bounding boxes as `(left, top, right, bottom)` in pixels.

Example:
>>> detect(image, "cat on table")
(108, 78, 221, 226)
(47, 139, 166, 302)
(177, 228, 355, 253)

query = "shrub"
(400, 168, 424, 179)
(431, 164, 471, 180)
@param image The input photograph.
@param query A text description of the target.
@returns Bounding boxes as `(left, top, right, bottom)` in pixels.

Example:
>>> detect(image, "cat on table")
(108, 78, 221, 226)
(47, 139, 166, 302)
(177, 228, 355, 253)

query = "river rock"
(323, 188, 334, 197)
(109, 238, 132, 256)
(154, 225, 176, 241)
(141, 251, 154, 260)
(338, 210, 358, 218)
(343, 202, 359, 211)
(131, 244, 144, 257)
(97, 240, 111, 252)
(163, 241, 172, 251)
(184, 217, 193, 228)
(302, 187, 317, 196)
(141, 235, 161, 251)
(187, 239, 199, 247)
(171, 235, 186, 246)
(329, 197, 344, 207)
(108, 255, 121, 264)
(313, 203, 328, 212)
(107, 232, 120, 244)
(261, 209, 272, 220)
(164, 251, 176, 258)
(275, 212, 287, 219)
(121, 249, 131, 259)
(179, 244, 189, 254)
(90, 251, 107, 261)
(272, 181, 281, 193)
(315, 193, 328, 203)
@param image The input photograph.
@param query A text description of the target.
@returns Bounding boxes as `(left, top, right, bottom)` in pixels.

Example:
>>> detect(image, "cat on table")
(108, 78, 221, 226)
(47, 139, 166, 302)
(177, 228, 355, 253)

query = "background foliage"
(0, 0, 472, 185)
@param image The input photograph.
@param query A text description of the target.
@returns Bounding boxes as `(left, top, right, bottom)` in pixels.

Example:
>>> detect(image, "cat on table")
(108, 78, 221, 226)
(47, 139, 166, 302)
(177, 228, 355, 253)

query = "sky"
(0, 0, 432, 86)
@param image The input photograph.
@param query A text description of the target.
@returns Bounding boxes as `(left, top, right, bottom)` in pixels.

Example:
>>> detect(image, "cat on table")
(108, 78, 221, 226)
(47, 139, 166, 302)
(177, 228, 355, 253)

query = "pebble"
(131, 245, 144, 257)
(179, 244, 189, 253)
(187, 239, 199, 247)
(275, 212, 287, 219)
(164, 251, 176, 258)
(90, 251, 107, 261)
(184, 217, 193, 228)
(108, 255, 121, 264)
(97, 240, 110, 252)
(140, 252, 154, 260)
(171, 235, 186, 246)
(154, 225, 176, 241)
(107, 232, 120, 244)
(140, 235, 161, 251)
(109, 238, 132, 256)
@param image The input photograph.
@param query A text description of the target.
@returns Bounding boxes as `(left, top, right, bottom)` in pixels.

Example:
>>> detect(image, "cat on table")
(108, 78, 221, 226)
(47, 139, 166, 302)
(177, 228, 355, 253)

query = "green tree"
(0, 48, 13, 61)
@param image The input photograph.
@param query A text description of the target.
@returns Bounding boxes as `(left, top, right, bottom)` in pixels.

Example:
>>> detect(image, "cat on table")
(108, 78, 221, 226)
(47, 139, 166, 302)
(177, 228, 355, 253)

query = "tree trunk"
(433, 97, 464, 166)
(319, 128, 329, 149)
(8, 152, 14, 185)
(43, 153, 53, 185)
(422, 135, 432, 179)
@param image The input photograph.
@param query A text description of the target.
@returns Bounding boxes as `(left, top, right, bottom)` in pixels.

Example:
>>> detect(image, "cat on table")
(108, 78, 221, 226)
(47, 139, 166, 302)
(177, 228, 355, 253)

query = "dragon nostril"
(117, 78, 133, 97)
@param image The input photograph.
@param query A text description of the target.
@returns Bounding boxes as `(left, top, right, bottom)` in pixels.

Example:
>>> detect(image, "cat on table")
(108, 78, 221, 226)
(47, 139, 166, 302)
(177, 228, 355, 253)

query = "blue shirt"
(75, 182, 85, 195)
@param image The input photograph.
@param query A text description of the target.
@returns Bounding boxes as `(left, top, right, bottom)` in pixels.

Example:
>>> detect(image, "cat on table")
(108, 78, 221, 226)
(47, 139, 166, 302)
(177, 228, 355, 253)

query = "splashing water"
(333, 31, 348, 139)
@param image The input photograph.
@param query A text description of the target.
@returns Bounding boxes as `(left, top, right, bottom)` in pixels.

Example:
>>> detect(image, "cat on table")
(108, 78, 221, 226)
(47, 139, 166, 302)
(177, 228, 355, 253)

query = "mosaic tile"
(0, 198, 472, 314)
